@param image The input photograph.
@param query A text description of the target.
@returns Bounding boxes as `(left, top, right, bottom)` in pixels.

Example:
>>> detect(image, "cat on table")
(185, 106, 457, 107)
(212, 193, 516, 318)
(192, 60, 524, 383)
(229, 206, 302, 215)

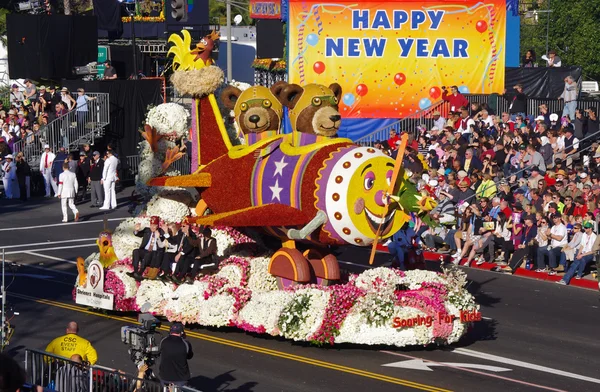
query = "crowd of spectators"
(380, 84, 600, 289)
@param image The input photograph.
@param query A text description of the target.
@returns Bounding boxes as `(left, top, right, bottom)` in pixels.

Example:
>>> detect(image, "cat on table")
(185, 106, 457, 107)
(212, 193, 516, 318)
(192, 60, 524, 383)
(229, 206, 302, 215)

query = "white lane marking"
(338, 260, 374, 269)
(3, 273, 54, 279)
(382, 359, 511, 372)
(0, 218, 126, 232)
(451, 347, 600, 385)
(4, 244, 96, 255)
(24, 252, 77, 264)
(381, 351, 567, 392)
(0, 238, 97, 249)
(1, 257, 77, 276)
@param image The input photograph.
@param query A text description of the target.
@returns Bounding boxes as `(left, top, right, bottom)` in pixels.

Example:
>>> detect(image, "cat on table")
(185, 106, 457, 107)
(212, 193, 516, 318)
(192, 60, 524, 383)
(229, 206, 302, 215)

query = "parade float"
(74, 29, 480, 348)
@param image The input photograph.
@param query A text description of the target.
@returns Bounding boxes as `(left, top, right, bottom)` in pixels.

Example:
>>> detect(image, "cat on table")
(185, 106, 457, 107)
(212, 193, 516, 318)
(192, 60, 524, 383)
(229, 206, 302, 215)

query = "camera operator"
(159, 323, 194, 388)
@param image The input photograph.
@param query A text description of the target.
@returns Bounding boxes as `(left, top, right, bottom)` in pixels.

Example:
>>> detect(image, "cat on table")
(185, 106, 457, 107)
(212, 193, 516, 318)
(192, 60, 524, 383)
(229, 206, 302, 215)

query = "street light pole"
(226, 1, 232, 81)
(545, 10, 550, 55)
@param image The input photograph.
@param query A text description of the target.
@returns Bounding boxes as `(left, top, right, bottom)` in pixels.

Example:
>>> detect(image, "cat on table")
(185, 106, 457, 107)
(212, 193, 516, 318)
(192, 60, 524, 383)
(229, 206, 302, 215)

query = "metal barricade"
(124, 154, 191, 181)
(12, 93, 110, 170)
(24, 349, 202, 392)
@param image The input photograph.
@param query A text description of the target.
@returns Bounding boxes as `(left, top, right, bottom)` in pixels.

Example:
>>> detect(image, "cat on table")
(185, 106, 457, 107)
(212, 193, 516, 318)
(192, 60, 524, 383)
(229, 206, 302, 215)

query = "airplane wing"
(147, 173, 212, 187)
(194, 204, 312, 227)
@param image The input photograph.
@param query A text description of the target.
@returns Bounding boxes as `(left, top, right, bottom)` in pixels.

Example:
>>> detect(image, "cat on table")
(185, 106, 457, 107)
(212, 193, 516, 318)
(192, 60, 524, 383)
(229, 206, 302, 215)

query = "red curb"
(376, 245, 599, 290)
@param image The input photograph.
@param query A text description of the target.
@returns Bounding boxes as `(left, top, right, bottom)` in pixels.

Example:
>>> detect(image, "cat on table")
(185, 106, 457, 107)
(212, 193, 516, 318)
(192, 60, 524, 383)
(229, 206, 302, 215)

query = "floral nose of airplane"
(374, 190, 387, 207)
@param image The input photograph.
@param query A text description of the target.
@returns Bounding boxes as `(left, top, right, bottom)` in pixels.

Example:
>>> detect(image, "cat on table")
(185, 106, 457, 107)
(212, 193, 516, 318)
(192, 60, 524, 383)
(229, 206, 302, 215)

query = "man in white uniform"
(2, 154, 18, 199)
(100, 150, 118, 210)
(57, 162, 79, 222)
(39, 144, 57, 197)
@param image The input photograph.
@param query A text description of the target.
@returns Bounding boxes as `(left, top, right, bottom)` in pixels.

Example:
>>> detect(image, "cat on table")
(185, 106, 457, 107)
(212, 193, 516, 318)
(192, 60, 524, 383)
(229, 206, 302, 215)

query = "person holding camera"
(441, 85, 469, 113)
(159, 323, 194, 388)
(504, 84, 527, 118)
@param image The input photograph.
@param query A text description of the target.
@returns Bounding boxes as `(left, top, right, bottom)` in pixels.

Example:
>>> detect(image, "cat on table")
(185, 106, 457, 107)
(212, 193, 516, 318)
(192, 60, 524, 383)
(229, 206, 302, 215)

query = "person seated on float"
(163, 218, 197, 283)
(387, 222, 418, 271)
(186, 227, 218, 284)
(128, 216, 166, 281)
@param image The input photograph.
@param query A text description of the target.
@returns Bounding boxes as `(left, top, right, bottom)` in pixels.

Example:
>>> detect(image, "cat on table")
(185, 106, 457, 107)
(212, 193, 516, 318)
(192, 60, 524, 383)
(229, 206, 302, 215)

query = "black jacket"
(76, 157, 90, 182)
(506, 90, 527, 114)
(165, 230, 197, 257)
(159, 335, 193, 382)
(16, 160, 31, 179)
(135, 228, 166, 251)
(89, 158, 103, 181)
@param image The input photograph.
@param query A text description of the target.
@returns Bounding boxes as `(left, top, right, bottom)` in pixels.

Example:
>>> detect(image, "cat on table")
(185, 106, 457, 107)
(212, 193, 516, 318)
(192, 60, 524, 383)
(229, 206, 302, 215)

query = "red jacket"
(442, 91, 469, 112)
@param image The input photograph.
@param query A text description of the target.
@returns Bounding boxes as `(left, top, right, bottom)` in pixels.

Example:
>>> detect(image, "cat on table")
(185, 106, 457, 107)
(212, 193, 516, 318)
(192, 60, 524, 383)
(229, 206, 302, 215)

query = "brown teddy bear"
(221, 82, 287, 144)
(279, 83, 342, 137)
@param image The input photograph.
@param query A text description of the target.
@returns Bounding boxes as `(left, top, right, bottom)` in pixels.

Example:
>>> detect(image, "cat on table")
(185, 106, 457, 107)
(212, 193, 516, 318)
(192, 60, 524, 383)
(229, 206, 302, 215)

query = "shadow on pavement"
(189, 371, 258, 392)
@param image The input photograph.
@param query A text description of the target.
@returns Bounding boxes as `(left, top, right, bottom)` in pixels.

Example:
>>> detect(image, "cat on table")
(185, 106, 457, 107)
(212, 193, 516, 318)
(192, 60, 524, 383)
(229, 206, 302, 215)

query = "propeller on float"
(368, 133, 409, 265)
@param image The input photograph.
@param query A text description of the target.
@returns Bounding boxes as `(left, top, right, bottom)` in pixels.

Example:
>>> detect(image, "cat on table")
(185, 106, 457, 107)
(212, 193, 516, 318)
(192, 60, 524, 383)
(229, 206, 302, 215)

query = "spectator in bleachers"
(432, 111, 445, 130)
(505, 84, 527, 117)
(61, 87, 76, 111)
(9, 84, 24, 108)
(559, 76, 578, 120)
(442, 86, 469, 113)
(541, 50, 562, 67)
(522, 49, 536, 67)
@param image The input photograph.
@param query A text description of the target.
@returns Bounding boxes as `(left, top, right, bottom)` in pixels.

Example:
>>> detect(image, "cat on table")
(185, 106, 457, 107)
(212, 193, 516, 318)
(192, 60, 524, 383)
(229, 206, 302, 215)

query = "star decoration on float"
(270, 179, 283, 201)
(273, 156, 288, 177)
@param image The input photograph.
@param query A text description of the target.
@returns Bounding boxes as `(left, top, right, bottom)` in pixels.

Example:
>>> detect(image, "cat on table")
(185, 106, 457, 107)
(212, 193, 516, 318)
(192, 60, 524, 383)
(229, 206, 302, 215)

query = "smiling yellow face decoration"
(320, 146, 409, 246)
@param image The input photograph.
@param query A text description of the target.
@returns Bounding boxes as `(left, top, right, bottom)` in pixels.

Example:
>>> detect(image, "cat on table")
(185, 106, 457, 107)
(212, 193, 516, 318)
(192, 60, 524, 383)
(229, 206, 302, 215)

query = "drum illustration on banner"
(287, 0, 506, 118)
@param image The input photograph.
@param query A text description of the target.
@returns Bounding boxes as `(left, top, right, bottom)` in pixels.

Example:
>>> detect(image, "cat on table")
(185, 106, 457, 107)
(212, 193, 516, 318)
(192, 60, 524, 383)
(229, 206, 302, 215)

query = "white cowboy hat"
(5, 154, 13, 159)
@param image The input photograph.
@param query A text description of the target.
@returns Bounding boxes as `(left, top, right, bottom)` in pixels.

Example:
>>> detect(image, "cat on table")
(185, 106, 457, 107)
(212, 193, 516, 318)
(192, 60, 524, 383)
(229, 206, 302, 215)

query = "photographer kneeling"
(159, 323, 194, 388)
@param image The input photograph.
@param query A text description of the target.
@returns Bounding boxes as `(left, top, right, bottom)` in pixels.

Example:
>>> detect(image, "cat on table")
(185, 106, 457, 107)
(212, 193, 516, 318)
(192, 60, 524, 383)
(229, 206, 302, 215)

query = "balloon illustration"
(343, 93, 356, 106)
(356, 84, 368, 96)
(458, 85, 470, 94)
(429, 86, 441, 100)
(313, 61, 325, 75)
(306, 33, 319, 47)
(394, 73, 406, 86)
(418, 98, 432, 110)
(476, 20, 488, 33)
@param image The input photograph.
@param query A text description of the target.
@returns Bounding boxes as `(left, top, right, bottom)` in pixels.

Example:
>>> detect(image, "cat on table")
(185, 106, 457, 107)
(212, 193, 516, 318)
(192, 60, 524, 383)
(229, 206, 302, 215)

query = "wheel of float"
(268, 248, 312, 288)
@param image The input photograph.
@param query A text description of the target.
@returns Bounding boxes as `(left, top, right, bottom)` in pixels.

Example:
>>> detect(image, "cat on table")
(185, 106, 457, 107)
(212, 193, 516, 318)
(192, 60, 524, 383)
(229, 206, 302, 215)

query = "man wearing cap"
(10, 84, 24, 108)
(162, 218, 197, 283)
(57, 162, 79, 223)
(100, 149, 118, 210)
(159, 322, 194, 388)
(38, 86, 52, 115)
(557, 222, 597, 285)
(89, 151, 104, 207)
(558, 76, 577, 119)
(536, 213, 567, 273)
(2, 154, 18, 199)
(432, 111, 445, 130)
(75, 152, 90, 202)
(129, 217, 166, 280)
(40, 144, 56, 197)
(563, 126, 580, 166)
(103, 60, 117, 80)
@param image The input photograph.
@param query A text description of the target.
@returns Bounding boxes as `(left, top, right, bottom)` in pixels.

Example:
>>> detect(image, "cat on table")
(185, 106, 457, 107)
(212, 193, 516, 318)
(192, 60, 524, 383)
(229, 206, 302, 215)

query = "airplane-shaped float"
(149, 31, 435, 288)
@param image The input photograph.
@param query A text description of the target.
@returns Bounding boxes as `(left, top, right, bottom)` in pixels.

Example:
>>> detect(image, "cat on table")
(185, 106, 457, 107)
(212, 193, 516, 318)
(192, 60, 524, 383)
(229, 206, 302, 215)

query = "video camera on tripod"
(121, 314, 162, 368)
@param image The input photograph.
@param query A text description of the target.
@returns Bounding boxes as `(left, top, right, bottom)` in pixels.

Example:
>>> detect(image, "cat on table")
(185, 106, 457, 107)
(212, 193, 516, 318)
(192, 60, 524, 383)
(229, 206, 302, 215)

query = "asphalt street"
(1, 188, 599, 392)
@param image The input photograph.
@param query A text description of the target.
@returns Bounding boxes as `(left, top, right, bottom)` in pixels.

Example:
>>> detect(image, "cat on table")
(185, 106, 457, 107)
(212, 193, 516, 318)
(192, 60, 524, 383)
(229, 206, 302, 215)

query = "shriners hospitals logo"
(88, 263, 102, 290)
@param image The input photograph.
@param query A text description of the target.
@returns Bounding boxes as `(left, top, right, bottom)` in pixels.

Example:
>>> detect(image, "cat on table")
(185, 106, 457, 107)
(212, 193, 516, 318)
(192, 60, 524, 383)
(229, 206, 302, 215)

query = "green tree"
(0, 8, 9, 46)
(209, 0, 253, 25)
(520, 0, 600, 80)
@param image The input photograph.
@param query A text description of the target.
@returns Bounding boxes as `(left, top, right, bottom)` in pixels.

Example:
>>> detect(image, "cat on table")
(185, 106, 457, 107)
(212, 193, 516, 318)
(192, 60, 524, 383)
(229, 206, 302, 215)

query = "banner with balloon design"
(288, 0, 506, 118)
